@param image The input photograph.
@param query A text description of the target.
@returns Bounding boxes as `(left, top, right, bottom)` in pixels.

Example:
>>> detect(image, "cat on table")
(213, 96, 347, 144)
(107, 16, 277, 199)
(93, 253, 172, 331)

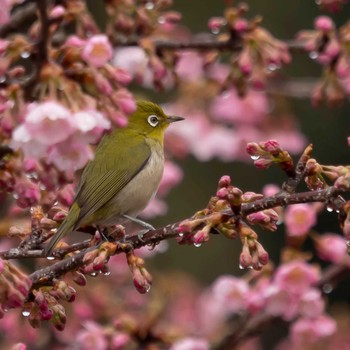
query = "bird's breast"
(109, 141, 164, 220)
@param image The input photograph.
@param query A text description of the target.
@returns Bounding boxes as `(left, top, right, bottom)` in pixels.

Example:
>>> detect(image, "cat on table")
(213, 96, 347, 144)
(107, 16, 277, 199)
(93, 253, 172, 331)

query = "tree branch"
(12, 186, 342, 286)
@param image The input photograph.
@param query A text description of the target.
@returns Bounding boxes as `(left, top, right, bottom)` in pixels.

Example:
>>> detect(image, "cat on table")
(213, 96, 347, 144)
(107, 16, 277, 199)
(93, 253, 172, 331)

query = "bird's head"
(127, 101, 184, 142)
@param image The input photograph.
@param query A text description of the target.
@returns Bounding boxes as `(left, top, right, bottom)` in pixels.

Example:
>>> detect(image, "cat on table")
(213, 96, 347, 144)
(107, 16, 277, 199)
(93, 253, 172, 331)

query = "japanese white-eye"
(44, 101, 183, 255)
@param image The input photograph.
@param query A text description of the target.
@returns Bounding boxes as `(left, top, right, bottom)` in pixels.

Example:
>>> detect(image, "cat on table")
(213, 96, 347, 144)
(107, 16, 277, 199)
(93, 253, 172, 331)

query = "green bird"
(43, 101, 184, 256)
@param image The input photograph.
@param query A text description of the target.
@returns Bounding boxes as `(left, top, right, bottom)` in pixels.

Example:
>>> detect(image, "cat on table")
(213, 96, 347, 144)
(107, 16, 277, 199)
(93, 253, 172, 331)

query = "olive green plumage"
(44, 101, 183, 256)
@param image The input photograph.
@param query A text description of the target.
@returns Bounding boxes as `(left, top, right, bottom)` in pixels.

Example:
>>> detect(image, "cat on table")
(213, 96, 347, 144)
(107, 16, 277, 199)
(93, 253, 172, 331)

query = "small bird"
(44, 101, 184, 256)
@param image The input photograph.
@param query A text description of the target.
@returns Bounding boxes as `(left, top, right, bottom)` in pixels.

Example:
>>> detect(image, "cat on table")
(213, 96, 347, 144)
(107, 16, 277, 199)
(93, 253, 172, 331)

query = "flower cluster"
(297, 16, 350, 106)
(246, 139, 294, 173)
(0, 259, 32, 316)
(207, 4, 291, 94)
(177, 175, 273, 270)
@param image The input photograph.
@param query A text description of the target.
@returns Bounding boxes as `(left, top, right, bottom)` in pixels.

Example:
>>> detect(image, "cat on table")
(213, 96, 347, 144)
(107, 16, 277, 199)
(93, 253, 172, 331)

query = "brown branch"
(28, 221, 179, 286)
(35, 0, 50, 65)
(241, 186, 344, 216)
(18, 187, 344, 286)
(113, 37, 305, 52)
(281, 144, 313, 193)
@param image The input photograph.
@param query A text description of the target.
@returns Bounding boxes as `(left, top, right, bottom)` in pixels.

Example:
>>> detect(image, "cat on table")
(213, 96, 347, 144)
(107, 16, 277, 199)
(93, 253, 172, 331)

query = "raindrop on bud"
(46, 256, 55, 261)
(267, 63, 280, 72)
(145, 2, 154, 10)
(326, 205, 334, 212)
(22, 310, 31, 317)
(250, 155, 260, 161)
(194, 243, 202, 248)
(20, 51, 30, 59)
(322, 283, 333, 294)
(309, 51, 318, 60)
(103, 271, 111, 276)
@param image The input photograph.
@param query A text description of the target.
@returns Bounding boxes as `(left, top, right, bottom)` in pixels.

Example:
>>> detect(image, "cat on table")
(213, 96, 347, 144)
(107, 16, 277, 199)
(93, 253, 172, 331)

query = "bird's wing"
(74, 133, 151, 226)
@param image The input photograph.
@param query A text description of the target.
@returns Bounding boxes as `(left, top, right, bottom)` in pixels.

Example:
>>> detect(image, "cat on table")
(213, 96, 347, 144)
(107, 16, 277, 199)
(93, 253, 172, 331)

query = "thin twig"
(281, 144, 313, 193)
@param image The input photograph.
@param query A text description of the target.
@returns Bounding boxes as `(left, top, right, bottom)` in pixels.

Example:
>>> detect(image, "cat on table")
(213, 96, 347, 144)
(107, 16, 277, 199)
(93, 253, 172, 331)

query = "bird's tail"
(43, 202, 80, 256)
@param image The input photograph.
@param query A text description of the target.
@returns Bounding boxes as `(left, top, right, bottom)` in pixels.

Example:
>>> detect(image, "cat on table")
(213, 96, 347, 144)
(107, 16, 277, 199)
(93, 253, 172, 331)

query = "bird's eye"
(147, 115, 159, 127)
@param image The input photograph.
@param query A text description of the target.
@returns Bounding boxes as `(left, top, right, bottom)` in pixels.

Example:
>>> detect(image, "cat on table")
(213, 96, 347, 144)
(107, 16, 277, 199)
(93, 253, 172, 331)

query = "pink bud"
(256, 242, 269, 265)
(23, 159, 38, 173)
(218, 175, 231, 188)
(133, 269, 151, 294)
(263, 140, 281, 152)
(254, 158, 273, 169)
(110, 67, 132, 85)
(246, 142, 260, 155)
(50, 5, 65, 19)
(193, 230, 209, 244)
(208, 17, 226, 31)
(216, 187, 228, 199)
(314, 16, 334, 32)
(233, 19, 249, 33)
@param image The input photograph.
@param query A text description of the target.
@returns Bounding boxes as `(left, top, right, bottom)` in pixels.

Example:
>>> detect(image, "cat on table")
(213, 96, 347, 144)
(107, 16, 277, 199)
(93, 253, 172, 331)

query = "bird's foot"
(122, 215, 155, 231)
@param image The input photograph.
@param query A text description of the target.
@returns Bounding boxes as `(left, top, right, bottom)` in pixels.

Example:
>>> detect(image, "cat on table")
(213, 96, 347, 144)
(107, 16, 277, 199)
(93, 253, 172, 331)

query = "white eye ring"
(147, 115, 159, 127)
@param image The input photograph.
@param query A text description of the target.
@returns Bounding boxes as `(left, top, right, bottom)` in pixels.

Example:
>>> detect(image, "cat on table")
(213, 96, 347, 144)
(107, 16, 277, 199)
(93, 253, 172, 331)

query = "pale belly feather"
(98, 142, 164, 225)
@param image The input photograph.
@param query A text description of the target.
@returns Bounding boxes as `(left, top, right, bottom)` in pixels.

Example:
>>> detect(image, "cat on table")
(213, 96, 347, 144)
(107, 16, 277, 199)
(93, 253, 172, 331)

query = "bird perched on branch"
(44, 101, 184, 256)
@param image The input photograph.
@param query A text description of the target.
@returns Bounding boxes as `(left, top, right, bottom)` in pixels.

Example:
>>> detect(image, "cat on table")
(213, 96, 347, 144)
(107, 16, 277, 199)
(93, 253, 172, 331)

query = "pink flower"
(137, 240, 168, 258)
(290, 315, 337, 345)
(113, 47, 174, 89)
(11, 124, 47, 159)
(298, 288, 324, 319)
(274, 261, 320, 296)
(264, 285, 299, 320)
(82, 35, 113, 68)
(111, 333, 130, 349)
(47, 137, 93, 173)
(262, 184, 280, 196)
(175, 51, 204, 82)
(76, 321, 108, 350)
(24, 101, 76, 145)
(65, 35, 86, 48)
(267, 128, 307, 155)
(14, 179, 40, 208)
(315, 233, 347, 264)
(140, 197, 167, 219)
(170, 337, 209, 350)
(113, 89, 137, 115)
(190, 126, 240, 161)
(284, 204, 317, 236)
(0, 0, 11, 25)
(113, 47, 148, 78)
(211, 275, 249, 313)
(210, 88, 269, 125)
(73, 109, 111, 143)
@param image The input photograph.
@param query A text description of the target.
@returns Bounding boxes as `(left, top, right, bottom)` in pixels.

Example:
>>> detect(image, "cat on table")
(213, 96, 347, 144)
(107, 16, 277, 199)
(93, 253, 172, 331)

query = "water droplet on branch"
(322, 283, 333, 294)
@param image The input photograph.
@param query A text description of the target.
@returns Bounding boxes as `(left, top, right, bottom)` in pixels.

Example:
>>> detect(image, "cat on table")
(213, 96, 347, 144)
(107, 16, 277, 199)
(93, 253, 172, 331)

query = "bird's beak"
(167, 115, 185, 123)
